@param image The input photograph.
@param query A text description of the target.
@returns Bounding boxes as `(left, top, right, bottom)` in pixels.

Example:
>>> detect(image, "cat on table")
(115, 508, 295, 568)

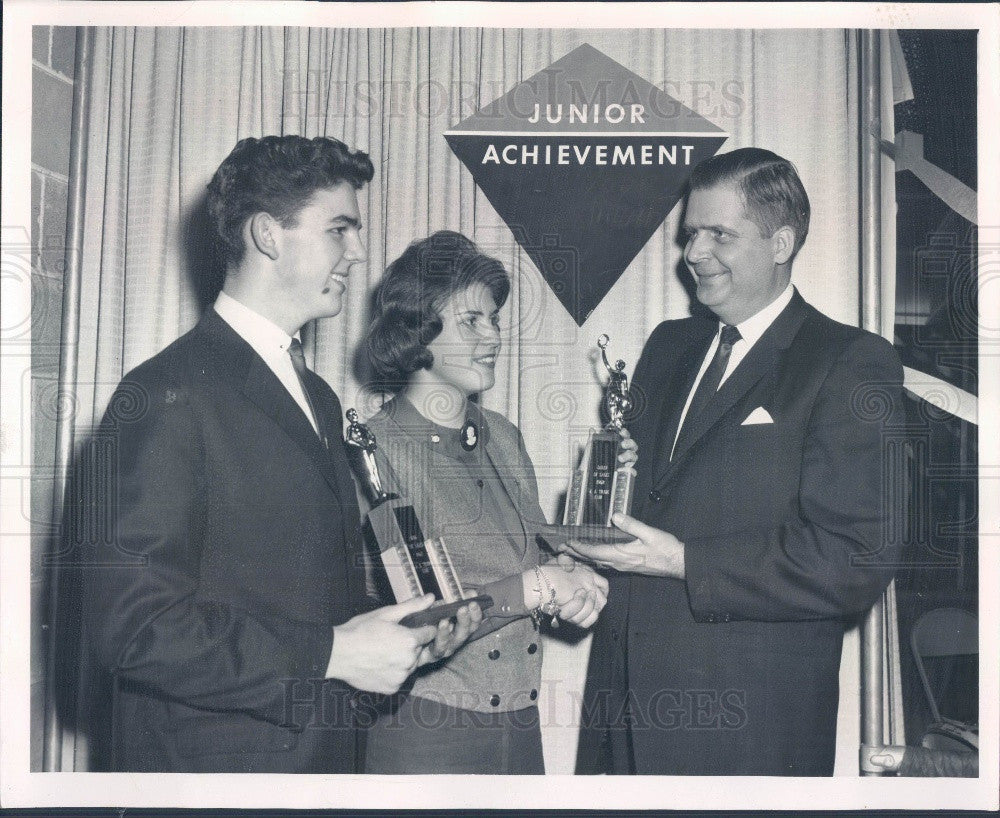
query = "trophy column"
(560, 335, 636, 533)
(344, 409, 490, 620)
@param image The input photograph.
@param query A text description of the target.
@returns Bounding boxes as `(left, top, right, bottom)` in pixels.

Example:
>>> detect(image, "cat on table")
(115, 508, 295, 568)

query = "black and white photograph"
(1, 0, 997, 810)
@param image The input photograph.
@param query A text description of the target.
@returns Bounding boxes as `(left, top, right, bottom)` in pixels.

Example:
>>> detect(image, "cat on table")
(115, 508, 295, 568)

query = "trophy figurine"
(561, 335, 637, 536)
(345, 408, 491, 626)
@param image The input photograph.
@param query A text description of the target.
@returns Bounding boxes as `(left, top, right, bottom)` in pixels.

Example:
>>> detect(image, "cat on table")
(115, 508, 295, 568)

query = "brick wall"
(31, 25, 76, 772)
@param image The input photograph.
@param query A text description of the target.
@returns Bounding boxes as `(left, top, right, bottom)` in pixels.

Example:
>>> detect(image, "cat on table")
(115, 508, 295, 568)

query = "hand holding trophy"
(547, 335, 637, 544)
(345, 408, 492, 627)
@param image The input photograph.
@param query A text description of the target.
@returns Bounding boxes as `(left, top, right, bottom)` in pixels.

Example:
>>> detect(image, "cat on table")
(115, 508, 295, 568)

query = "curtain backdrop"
(55, 26, 897, 772)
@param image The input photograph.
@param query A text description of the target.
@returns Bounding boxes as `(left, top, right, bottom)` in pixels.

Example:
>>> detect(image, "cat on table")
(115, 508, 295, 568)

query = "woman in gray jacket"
(360, 231, 631, 774)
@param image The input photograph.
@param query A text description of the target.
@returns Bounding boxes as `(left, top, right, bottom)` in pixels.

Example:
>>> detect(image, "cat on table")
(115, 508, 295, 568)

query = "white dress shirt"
(214, 291, 319, 434)
(671, 283, 794, 459)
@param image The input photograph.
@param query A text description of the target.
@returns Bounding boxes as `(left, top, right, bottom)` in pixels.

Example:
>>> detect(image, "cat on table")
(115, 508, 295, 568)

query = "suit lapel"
(242, 353, 345, 502)
(666, 340, 776, 468)
(645, 325, 716, 490)
(304, 369, 351, 508)
(200, 310, 345, 503)
(655, 292, 810, 489)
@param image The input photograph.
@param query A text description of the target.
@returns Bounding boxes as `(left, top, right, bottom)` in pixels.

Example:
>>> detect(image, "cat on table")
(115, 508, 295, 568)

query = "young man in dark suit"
(81, 135, 480, 773)
(572, 148, 904, 775)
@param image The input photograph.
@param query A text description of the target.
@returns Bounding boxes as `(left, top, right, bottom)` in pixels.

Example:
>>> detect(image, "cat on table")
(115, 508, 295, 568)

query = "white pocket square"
(741, 407, 774, 425)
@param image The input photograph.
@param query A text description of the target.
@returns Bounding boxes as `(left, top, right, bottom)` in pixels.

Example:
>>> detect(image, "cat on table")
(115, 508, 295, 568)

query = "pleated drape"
(60, 26, 894, 772)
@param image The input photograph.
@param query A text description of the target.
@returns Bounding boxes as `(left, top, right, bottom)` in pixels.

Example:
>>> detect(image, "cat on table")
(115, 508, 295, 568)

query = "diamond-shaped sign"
(446, 44, 728, 325)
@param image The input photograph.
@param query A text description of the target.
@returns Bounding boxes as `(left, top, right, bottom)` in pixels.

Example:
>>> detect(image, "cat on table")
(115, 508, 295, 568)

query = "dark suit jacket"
(79, 310, 367, 772)
(577, 291, 904, 776)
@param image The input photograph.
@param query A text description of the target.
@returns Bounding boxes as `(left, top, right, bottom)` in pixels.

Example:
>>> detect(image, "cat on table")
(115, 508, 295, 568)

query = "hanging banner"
(446, 43, 728, 325)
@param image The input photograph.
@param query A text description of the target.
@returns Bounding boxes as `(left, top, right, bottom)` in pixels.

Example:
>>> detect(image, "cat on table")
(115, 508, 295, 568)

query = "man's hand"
(563, 513, 686, 579)
(416, 600, 483, 666)
(556, 587, 604, 628)
(327, 594, 441, 693)
(617, 428, 638, 467)
(552, 554, 608, 627)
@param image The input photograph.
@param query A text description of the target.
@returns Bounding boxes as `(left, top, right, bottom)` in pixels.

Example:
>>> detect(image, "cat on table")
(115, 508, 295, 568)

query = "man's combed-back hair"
(367, 231, 510, 392)
(206, 135, 374, 270)
(689, 147, 811, 261)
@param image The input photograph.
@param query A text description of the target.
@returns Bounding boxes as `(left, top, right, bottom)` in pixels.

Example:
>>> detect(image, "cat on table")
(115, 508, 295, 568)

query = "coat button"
(611, 629, 619, 641)
(490, 694, 501, 707)
(527, 643, 538, 654)
(529, 689, 538, 701)
(477, 479, 484, 488)
(489, 649, 500, 660)
(648, 489, 661, 502)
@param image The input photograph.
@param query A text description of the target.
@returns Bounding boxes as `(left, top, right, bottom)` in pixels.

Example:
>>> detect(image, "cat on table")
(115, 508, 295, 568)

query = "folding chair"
(910, 607, 978, 754)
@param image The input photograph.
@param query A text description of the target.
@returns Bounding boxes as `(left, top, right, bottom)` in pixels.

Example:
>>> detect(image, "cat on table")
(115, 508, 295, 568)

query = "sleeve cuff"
(683, 536, 732, 624)
(260, 621, 336, 728)
(478, 573, 529, 619)
(321, 627, 338, 680)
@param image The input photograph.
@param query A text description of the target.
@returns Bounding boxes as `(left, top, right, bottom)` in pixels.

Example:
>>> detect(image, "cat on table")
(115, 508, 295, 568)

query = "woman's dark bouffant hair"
(367, 231, 510, 391)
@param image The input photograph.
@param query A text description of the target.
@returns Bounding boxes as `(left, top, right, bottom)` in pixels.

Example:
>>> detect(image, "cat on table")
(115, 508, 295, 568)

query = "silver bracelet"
(531, 565, 561, 629)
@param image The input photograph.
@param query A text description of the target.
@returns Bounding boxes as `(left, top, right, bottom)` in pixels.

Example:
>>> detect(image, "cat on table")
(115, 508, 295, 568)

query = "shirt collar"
(726, 282, 795, 346)
(214, 290, 299, 359)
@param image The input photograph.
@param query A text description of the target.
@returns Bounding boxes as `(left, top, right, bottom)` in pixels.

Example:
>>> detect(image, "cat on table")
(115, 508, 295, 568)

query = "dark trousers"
(363, 694, 544, 774)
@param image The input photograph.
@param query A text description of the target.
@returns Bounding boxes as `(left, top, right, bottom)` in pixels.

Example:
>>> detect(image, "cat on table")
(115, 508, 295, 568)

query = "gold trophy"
(345, 408, 491, 626)
(557, 335, 636, 541)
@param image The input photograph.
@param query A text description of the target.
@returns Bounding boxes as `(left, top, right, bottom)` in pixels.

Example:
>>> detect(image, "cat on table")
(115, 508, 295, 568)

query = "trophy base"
(399, 594, 494, 628)
(540, 522, 635, 545)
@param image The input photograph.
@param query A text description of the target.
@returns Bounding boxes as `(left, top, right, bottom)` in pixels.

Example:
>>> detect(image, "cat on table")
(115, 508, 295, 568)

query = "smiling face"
(275, 182, 366, 325)
(682, 181, 791, 326)
(424, 283, 502, 398)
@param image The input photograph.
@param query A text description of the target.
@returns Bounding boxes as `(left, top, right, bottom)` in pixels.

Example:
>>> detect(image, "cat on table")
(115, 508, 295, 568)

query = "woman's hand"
(523, 560, 609, 629)
(542, 559, 608, 606)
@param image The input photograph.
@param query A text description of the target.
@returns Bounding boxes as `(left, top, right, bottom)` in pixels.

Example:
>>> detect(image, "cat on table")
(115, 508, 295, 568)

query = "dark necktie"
(673, 324, 742, 458)
(288, 337, 321, 436)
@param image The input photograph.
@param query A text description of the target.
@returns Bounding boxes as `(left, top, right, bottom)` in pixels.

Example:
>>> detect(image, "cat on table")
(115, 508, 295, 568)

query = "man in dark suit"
(571, 148, 904, 775)
(81, 135, 480, 772)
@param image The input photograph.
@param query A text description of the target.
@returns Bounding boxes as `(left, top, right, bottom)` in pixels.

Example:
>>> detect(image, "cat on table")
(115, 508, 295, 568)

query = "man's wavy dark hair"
(689, 147, 811, 262)
(367, 231, 510, 392)
(206, 135, 374, 270)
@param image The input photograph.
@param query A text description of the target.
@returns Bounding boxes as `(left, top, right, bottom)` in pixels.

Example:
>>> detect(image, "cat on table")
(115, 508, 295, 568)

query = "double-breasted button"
(529, 689, 538, 701)
(611, 628, 620, 641)
(490, 694, 501, 707)
(527, 643, 538, 654)
(488, 649, 500, 660)
(476, 479, 484, 488)
(648, 489, 662, 503)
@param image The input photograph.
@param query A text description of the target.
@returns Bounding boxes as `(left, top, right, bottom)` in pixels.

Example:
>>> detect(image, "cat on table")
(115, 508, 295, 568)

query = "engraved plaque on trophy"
(550, 335, 636, 543)
(345, 408, 492, 626)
